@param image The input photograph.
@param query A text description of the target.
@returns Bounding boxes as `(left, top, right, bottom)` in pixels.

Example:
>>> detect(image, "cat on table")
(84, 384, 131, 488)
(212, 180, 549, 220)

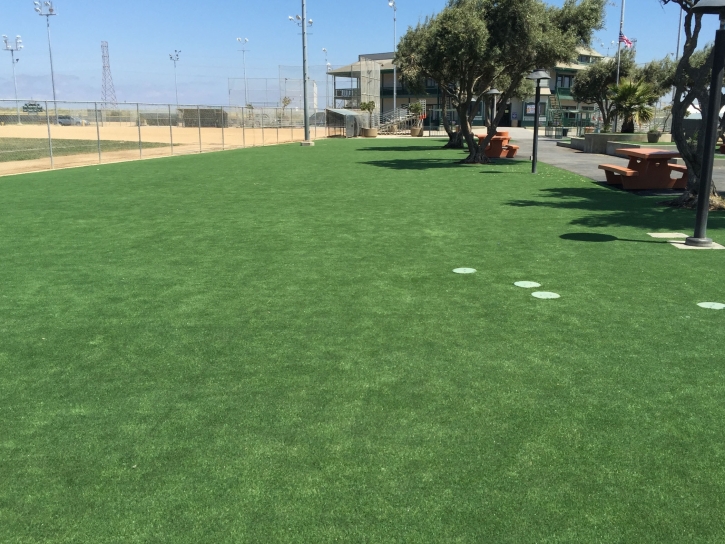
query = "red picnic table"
(598, 148, 688, 190)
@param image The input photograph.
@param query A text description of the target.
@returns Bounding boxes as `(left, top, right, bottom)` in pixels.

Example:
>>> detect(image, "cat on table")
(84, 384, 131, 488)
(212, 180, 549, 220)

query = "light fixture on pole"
(169, 50, 181, 109)
(289, 3, 314, 146)
(2, 35, 23, 124)
(388, 0, 397, 112)
(526, 69, 550, 174)
(236, 38, 249, 106)
(685, 0, 725, 248)
(33, 1, 58, 124)
(485, 88, 501, 127)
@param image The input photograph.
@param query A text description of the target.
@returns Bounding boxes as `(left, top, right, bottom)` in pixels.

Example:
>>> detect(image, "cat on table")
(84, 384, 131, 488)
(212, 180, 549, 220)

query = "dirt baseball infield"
(0, 123, 322, 177)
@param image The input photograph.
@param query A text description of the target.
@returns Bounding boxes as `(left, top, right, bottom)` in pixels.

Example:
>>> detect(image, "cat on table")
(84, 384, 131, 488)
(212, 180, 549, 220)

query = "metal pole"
(243, 50, 248, 106)
(393, 2, 397, 112)
(11, 50, 20, 124)
(532, 82, 541, 174)
(95, 102, 101, 163)
(45, 16, 58, 124)
(242, 106, 246, 148)
(221, 106, 225, 150)
(198, 105, 202, 153)
(686, 15, 725, 248)
(302, 0, 311, 143)
(137, 103, 142, 158)
(169, 104, 174, 155)
(616, 0, 625, 84)
(45, 101, 53, 168)
(174, 61, 179, 110)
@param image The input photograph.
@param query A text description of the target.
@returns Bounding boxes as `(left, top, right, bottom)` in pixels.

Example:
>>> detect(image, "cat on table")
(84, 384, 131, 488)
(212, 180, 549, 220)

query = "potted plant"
(408, 102, 424, 137)
(360, 101, 378, 137)
(647, 128, 662, 143)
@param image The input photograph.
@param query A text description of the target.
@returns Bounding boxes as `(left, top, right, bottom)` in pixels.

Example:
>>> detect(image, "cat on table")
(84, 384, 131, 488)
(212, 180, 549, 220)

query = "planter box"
(410, 127, 423, 137)
(362, 128, 378, 138)
(570, 137, 585, 151)
(583, 133, 647, 154)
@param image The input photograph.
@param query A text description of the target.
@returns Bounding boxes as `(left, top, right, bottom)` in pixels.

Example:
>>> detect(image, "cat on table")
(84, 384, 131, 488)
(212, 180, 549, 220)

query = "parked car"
(57, 115, 86, 126)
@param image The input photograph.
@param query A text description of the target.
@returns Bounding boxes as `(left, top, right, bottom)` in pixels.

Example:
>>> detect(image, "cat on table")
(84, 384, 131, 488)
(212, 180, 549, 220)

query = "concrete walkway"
(503, 127, 725, 192)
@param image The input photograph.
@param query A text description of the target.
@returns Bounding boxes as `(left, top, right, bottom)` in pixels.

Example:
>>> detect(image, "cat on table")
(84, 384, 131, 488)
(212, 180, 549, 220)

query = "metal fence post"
(137, 103, 142, 158)
(169, 104, 174, 155)
(45, 101, 54, 169)
(276, 108, 280, 144)
(221, 106, 225, 151)
(198, 105, 202, 153)
(290, 108, 294, 142)
(261, 111, 265, 146)
(242, 107, 246, 148)
(95, 102, 101, 163)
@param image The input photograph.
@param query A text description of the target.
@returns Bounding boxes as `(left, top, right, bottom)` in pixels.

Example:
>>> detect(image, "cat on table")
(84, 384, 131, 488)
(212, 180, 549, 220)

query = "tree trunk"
(441, 102, 463, 149)
(621, 117, 635, 133)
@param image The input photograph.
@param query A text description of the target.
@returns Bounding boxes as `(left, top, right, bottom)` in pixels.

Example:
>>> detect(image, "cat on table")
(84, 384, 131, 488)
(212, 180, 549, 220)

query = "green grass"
(1, 139, 724, 542)
(0, 137, 170, 162)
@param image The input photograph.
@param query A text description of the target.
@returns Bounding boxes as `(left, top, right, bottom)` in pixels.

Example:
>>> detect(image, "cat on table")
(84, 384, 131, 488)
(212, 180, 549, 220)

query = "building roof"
(554, 46, 605, 71)
(328, 58, 386, 77)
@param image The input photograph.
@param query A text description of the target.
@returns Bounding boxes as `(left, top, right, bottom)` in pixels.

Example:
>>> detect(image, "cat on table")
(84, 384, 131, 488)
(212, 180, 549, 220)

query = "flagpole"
(616, 0, 625, 85)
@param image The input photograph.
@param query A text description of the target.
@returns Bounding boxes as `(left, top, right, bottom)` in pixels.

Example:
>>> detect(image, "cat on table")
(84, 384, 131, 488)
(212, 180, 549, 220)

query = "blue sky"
(0, 0, 717, 105)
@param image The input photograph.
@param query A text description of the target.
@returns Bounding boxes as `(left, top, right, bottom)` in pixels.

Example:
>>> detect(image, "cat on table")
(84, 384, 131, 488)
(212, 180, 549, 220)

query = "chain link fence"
(0, 99, 325, 176)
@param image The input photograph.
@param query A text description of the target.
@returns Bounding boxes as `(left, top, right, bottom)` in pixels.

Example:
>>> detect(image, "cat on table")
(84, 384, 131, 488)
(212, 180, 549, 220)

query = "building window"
(556, 75, 574, 89)
(578, 55, 592, 64)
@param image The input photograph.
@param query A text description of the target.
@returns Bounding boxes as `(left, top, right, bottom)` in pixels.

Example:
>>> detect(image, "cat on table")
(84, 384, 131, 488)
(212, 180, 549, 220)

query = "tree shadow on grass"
(357, 145, 446, 152)
(507, 186, 725, 231)
(363, 158, 467, 170)
(560, 232, 665, 244)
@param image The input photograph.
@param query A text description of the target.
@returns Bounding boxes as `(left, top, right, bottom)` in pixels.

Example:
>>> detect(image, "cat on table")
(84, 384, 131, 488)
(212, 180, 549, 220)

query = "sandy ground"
(0, 124, 323, 177)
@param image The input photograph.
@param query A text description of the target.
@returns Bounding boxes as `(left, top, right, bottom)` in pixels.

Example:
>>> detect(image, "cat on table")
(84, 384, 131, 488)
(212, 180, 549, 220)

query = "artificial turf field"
(1, 138, 724, 542)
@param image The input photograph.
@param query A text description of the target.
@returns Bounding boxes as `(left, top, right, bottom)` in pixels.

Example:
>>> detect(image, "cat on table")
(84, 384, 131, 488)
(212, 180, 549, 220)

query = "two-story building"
(329, 47, 605, 129)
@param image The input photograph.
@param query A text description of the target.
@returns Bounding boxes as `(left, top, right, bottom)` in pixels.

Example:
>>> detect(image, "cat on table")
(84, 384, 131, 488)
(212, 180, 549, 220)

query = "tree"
(395, 0, 606, 163)
(359, 101, 376, 127)
(609, 80, 657, 133)
(659, 0, 723, 208)
(571, 50, 635, 131)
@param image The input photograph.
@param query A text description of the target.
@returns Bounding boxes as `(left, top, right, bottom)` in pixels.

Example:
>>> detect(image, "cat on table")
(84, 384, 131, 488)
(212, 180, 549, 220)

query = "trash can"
(562, 128, 569, 137)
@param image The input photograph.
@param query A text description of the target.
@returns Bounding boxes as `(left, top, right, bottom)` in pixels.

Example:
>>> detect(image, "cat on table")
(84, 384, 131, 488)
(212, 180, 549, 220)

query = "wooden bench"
(667, 164, 688, 189)
(598, 164, 639, 185)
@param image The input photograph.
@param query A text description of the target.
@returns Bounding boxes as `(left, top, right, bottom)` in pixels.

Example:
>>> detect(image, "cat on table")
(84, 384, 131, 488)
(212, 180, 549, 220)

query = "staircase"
(548, 93, 563, 127)
(378, 100, 426, 134)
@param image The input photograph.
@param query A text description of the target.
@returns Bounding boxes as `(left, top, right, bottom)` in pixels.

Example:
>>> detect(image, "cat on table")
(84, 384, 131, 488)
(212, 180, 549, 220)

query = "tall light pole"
(388, 0, 397, 112)
(33, 1, 58, 124)
(289, 4, 314, 146)
(236, 38, 249, 106)
(526, 69, 550, 174)
(169, 50, 180, 108)
(685, 0, 725, 248)
(2, 35, 23, 124)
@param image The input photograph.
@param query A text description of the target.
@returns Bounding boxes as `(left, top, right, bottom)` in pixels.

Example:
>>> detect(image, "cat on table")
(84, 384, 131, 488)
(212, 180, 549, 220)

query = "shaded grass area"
(0, 137, 170, 162)
(1, 138, 724, 542)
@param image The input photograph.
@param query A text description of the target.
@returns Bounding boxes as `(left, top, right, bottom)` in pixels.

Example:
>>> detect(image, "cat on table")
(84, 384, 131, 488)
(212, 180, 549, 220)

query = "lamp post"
(236, 38, 249, 106)
(485, 88, 501, 128)
(685, 0, 725, 248)
(388, 0, 397, 112)
(33, 1, 58, 124)
(169, 50, 181, 108)
(289, 3, 314, 146)
(2, 35, 23, 124)
(526, 69, 550, 174)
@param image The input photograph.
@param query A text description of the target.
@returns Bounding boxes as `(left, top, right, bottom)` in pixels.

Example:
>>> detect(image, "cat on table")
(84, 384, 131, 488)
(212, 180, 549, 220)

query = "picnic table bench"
(599, 148, 687, 190)
(477, 131, 520, 159)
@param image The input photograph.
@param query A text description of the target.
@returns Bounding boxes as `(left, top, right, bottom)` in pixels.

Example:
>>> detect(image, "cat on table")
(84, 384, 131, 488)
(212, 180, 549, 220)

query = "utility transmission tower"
(101, 41, 117, 108)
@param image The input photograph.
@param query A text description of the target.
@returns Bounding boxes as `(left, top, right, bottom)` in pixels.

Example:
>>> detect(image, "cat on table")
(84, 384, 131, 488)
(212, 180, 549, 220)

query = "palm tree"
(609, 81, 658, 133)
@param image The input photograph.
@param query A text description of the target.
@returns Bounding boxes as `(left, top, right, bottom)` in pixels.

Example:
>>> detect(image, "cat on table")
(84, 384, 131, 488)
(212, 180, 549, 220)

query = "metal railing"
(0, 99, 326, 177)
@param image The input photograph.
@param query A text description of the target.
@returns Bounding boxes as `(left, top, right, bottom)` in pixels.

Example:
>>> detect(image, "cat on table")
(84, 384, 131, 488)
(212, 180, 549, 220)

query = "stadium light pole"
(33, 1, 58, 124)
(3, 35, 23, 124)
(236, 38, 249, 105)
(388, 0, 397, 112)
(526, 69, 550, 175)
(289, 4, 314, 146)
(685, 0, 725, 248)
(169, 50, 180, 108)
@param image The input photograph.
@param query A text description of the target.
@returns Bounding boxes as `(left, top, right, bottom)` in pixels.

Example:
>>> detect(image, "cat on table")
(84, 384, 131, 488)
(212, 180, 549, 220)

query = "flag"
(619, 32, 633, 49)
